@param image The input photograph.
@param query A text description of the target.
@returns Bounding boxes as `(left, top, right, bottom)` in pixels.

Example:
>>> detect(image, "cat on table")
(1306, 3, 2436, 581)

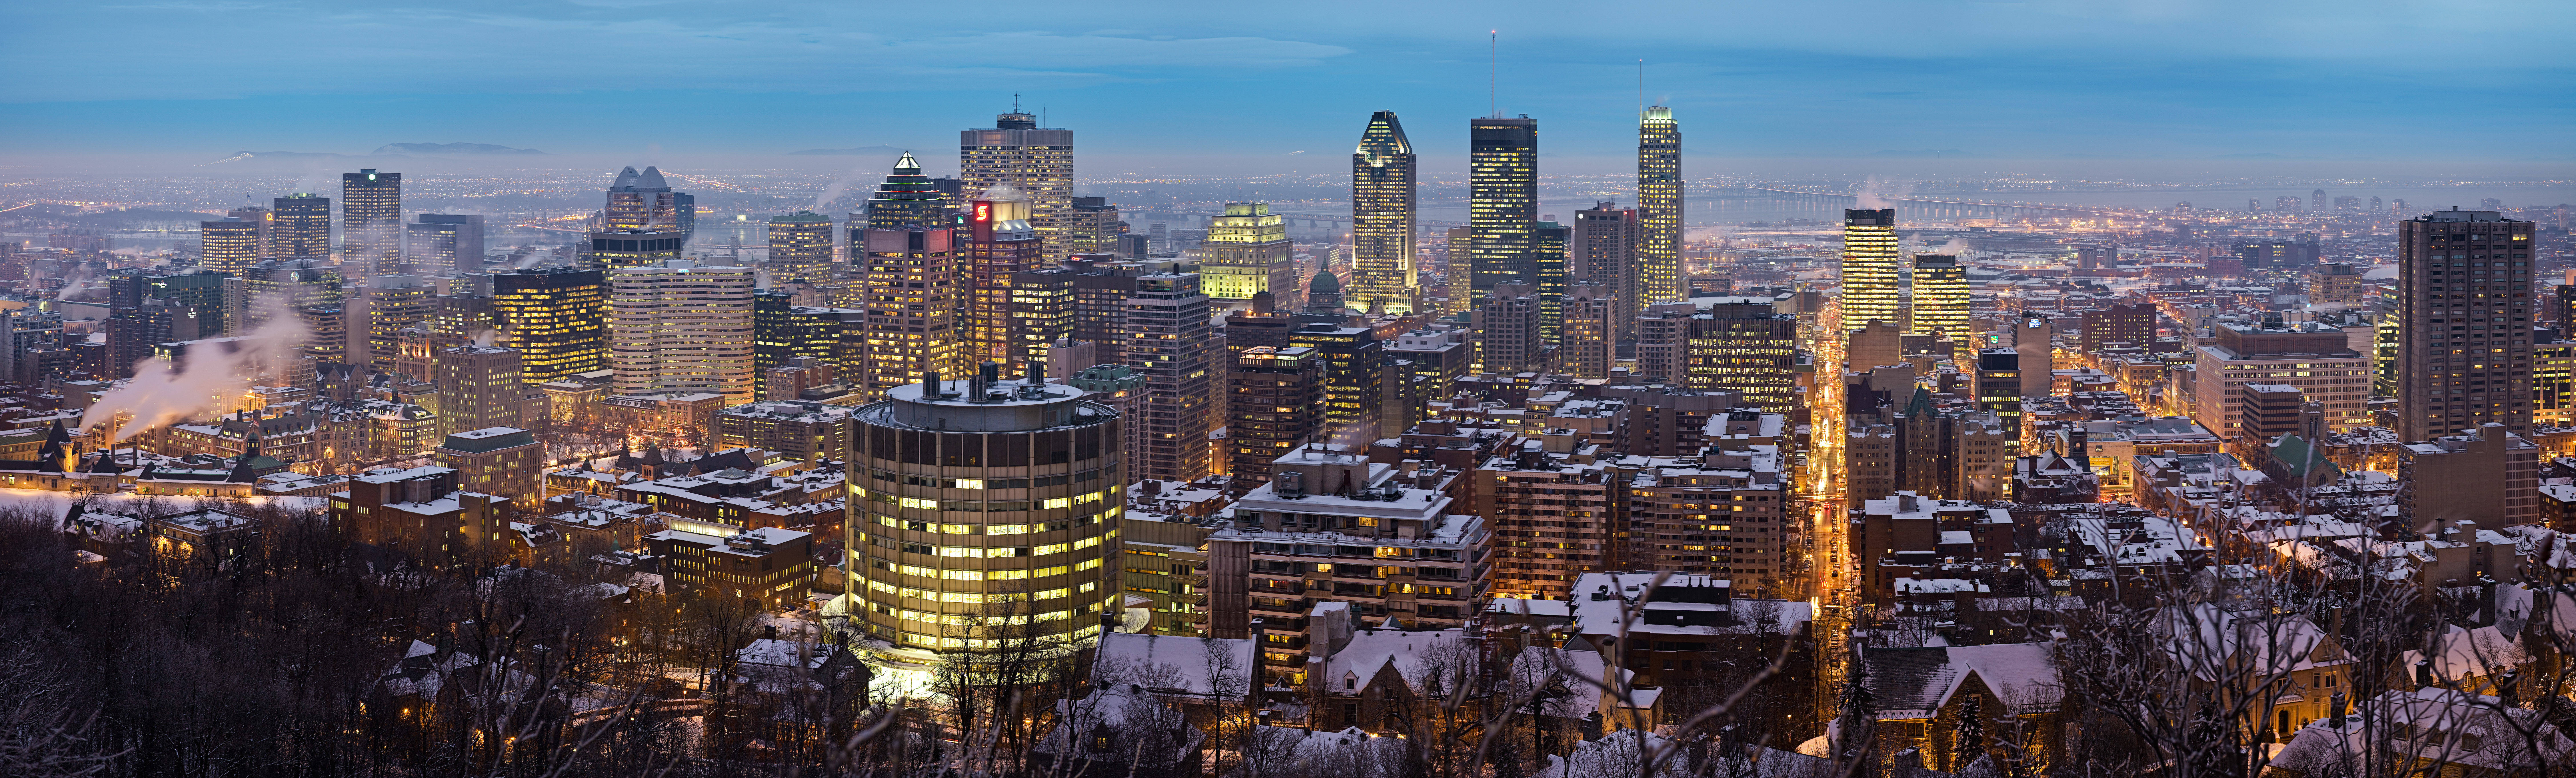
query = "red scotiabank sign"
(974, 202, 992, 222)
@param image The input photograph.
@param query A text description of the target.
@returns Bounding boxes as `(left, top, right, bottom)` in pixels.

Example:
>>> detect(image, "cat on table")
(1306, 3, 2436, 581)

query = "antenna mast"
(1639, 59, 1645, 115)
(1489, 31, 1498, 119)
(1013, 93, 1021, 112)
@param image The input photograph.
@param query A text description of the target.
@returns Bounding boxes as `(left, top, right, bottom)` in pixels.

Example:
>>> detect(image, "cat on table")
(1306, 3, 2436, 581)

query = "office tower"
(2191, 319, 2372, 437)
(437, 345, 525, 435)
(1348, 111, 1419, 314)
(604, 166, 693, 238)
(1227, 345, 1325, 486)
(2013, 314, 2053, 397)
(1009, 267, 1077, 378)
(1199, 203, 1295, 301)
(582, 229, 685, 270)
(489, 267, 609, 383)
(2398, 208, 2537, 441)
(1289, 323, 1385, 445)
(109, 268, 226, 313)
(2313, 188, 2328, 212)
(200, 218, 264, 276)
(342, 169, 402, 279)
(271, 194, 332, 258)
(840, 375, 1123, 657)
(1573, 202, 1642, 347)
(960, 110, 1074, 258)
(2372, 196, 2385, 212)
(2393, 198, 2409, 214)
(1636, 105, 1683, 308)
(105, 300, 207, 378)
(962, 196, 1043, 369)
(407, 214, 485, 274)
(365, 276, 437, 377)
(858, 226, 963, 400)
(1840, 209, 1900, 331)
(1063, 196, 1125, 256)
(1125, 272, 1214, 482)
(225, 206, 274, 260)
(1532, 220, 1568, 345)
(768, 210, 834, 281)
(865, 152, 951, 230)
(1559, 282, 1615, 378)
(1635, 297, 1802, 412)
(752, 290, 859, 401)
(1908, 254, 1969, 344)
(1476, 281, 1542, 374)
(1974, 350, 2024, 428)
(2239, 384, 2304, 444)
(226, 256, 343, 343)
(2080, 303, 2157, 352)
(2309, 263, 2369, 306)
(611, 260, 756, 404)
(1468, 115, 1538, 299)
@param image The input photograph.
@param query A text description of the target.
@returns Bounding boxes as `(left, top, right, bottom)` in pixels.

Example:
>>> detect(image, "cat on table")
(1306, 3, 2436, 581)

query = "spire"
(1355, 111, 1413, 163)
(893, 151, 921, 173)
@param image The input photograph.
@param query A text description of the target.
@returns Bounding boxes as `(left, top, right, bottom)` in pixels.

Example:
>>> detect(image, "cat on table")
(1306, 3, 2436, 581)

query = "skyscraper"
(611, 260, 757, 405)
(1126, 272, 1215, 482)
(1534, 221, 1568, 345)
(1476, 281, 1543, 374)
(960, 111, 1073, 259)
(1198, 203, 1294, 301)
(365, 275, 437, 377)
(1908, 254, 1970, 344)
(961, 196, 1042, 370)
(1226, 346, 1325, 486)
(1468, 116, 1538, 299)
(604, 166, 694, 238)
(436, 346, 524, 435)
(489, 266, 609, 383)
(2399, 207, 2537, 441)
(839, 375, 1124, 658)
(1839, 208, 1901, 331)
(1559, 282, 1615, 378)
(858, 226, 963, 400)
(271, 194, 332, 258)
(1063, 196, 1126, 256)
(1636, 106, 1684, 307)
(341, 169, 402, 279)
(1348, 111, 1419, 313)
(768, 211, 834, 282)
(199, 217, 264, 277)
(864, 152, 951, 230)
(406, 214, 485, 274)
(1573, 202, 1641, 346)
(2313, 188, 2328, 213)
(582, 230, 686, 271)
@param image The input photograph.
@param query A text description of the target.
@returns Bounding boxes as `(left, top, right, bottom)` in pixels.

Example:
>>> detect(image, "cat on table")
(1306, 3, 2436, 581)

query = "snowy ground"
(0, 488, 329, 520)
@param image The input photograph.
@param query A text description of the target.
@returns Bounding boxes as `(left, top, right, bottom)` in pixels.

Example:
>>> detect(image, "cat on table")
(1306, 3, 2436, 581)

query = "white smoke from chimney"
(81, 296, 315, 442)
(1855, 176, 1916, 210)
(811, 156, 881, 212)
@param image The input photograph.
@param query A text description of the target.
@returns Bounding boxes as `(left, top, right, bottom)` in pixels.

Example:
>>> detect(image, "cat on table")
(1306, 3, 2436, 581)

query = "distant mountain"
(1870, 149, 1975, 158)
(788, 145, 908, 156)
(199, 151, 368, 165)
(374, 142, 545, 155)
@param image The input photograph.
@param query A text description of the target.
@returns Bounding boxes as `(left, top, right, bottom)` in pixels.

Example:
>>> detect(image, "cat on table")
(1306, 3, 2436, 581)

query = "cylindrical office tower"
(837, 370, 1122, 661)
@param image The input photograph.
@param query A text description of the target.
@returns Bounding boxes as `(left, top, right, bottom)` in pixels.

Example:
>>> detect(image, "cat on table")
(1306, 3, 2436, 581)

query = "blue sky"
(5, 0, 2571, 170)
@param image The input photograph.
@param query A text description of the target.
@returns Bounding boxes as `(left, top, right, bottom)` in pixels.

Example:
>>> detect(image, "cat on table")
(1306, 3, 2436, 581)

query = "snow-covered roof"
(1862, 642, 2062, 720)
(1319, 627, 1474, 695)
(1092, 631, 1257, 700)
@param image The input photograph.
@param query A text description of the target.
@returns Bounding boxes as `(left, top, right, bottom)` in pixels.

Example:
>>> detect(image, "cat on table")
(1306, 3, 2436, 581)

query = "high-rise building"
(582, 230, 685, 271)
(1477, 281, 1543, 374)
(1622, 448, 1792, 587)
(1635, 298, 1802, 412)
(200, 217, 264, 277)
(1226, 346, 1325, 487)
(1126, 272, 1215, 482)
(1636, 106, 1684, 308)
(110, 268, 226, 316)
(1478, 444, 1615, 599)
(864, 152, 952, 230)
(2398, 208, 2537, 441)
(489, 267, 609, 383)
(406, 214, 485, 274)
(224, 206, 273, 261)
(2080, 303, 2157, 353)
(105, 299, 207, 378)
(226, 257, 343, 348)
(604, 166, 693, 239)
(1534, 222, 1569, 347)
(768, 211, 835, 282)
(752, 290, 856, 401)
(2192, 320, 2373, 437)
(1062, 196, 1125, 257)
(341, 169, 402, 280)
(960, 111, 1074, 259)
(1289, 324, 1386, 446)
(857, 226, 963, 400)
(1908, 254, 1969, 344)
(271, 194, 332, 259)
(1348, 111, 1419, 314)
(1559, 282, 1615, 378)
(1198, 203, 1295, 301)
(1468, 116, 1538, 300)
(962, 197, 1043, 370)
(1840, 209, 1900, 331)
(1573, 202, 1642, 346)
(611, 260, 757, 405)
(838, 376, 1124, 658)
(2313, 188, 2328, 213)
(1008, 267, 1077, 378)
(365, 275, 437, 377)
(437, 346, 525, 435)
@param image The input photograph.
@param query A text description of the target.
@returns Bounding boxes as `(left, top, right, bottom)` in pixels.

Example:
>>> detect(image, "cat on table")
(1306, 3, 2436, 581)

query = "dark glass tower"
(1468, 116, 1538, 300)
(341, 169, 402, 280)
(2398, 207, 2537, 440)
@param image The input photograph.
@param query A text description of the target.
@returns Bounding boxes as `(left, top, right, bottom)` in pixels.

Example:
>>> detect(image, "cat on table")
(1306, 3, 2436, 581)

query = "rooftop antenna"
(1638, 59, 1645, 115)
(1489, 31, 1498, 119)
(1012, 93, 1021, 113)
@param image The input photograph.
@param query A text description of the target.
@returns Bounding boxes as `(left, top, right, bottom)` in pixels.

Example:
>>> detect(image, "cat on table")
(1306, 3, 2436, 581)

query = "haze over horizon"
(5, 0, 2571, 173)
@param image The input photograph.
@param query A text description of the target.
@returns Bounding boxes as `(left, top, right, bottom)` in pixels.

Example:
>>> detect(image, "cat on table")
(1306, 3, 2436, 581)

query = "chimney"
(978, 360, 1001, 401)
(2414, 657, 2434, 688)
(924, 369, 943, 397)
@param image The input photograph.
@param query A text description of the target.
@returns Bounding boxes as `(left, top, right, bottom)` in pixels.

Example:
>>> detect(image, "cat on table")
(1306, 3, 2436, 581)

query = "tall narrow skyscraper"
(858, 226, 963, 400)
(960, 111, 1074, 259)
(961, 195, 1042, 369)
(1840, 208, 1901, 331)
(271, 194, 332, 259)
(1573, 202, 1640, 346)
(1908, 254, 1970, 345)
(1468, 116, 1538, 299)
(1534, 221, 1568, 345)
(1198, 203, 1294, 301)
(1636, 106, 1683, 307)
(2399, 207, 2537, 441)
(341, 169, 402, 279)
(1126, 271, 1215, 482)
(1348, 111, 1419, 313)
(611, 260, 757, 405)
(864, 152, 951, 229)
(767, 211, 834, 281)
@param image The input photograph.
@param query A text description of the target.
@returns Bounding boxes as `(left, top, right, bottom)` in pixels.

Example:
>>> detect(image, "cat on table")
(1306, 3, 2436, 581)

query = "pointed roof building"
(864, 152, 952, 229)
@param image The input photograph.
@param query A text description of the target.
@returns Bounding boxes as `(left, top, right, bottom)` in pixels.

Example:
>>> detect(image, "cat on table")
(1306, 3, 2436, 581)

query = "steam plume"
(81, 297, 314, 442)
(1855, 176, 1917, 210)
